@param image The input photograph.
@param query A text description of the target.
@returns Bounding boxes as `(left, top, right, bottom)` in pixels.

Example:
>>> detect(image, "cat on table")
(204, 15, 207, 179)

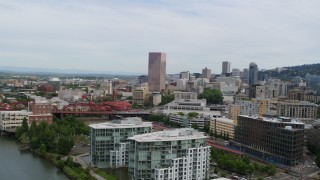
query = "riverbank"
(0, 137, 68, 180)
(33, 148, 98, 180)
(72, 153, 105, 180)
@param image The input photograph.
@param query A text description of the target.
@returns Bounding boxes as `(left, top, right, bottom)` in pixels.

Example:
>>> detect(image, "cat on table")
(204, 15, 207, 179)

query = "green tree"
(243, 156, 250, 165)
(58, 136, 74, 155)
(21, 117, 29, 133)
(66, 156, 74, 167)
(38, 128, 56, 152)
(316, 153, 320, 168)
(192, 123, 199, 129)
(266, 165, 276, 176)
(159, 94, 174, 105)
(188, 112, 199, 118)
(15, 118, 29, 139)
(307, 142, 320, 155)
(210, 130, 214, 137)
(28, 121, 37, 139)
(203, 125, 210, 133)
(198, 88, 223, 104)
(39, 143, 47, 156)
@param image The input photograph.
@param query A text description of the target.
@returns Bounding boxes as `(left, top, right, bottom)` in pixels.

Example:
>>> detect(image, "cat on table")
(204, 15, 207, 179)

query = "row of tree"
(211, 148, 276, 176)
(307, 142, 320, 168)
(209, 130, 230, 141)
(16, 116, 90, 155)
(146, 114, 181, 128)
(198, 88, 223, 104)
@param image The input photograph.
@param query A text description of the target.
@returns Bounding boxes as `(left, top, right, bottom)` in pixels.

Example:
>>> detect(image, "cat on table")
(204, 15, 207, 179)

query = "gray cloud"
(0, 0, 319, 74)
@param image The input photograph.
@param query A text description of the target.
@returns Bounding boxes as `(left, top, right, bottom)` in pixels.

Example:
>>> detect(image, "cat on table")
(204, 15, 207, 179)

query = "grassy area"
(96, 170, 116, 180)
(75, 134, 90, 145)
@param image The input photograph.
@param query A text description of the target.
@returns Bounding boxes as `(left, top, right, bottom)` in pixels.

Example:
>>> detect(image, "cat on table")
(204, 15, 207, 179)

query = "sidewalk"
(72, 153, 105, 180)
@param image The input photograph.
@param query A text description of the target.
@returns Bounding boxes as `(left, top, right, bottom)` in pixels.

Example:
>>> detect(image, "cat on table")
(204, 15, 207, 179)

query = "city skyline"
(1, 1, 320, 74)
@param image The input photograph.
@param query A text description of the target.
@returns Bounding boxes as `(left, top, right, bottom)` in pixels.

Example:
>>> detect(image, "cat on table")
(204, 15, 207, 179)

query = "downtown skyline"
(0, 0, 320, 74)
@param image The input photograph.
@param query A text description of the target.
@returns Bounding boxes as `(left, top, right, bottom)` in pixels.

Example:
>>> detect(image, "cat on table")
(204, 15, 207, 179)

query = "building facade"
(210, 118, 235, 139)
(231, 68, 240, 77)
(228, 104, 241, 124)
(28, 101, 53, 124)
(249, 62, 258, 85)
(138, 75, 148, 84)
(169, 113, 210, 129)
(236, 99, 271, 117)
(222, 61, 231, 75)
(233, 115, 305, 166)
(202, 67, 211, 79)
(128, 128, 210, 180)
(0, 110, 32, 131)
(242, 68, 249, 84)
(132, 87, 149, 106)
(148, 52, 166, 92)
(277, 101, 318, 121)
(173, 91, 197, 100)
(89, 117, 152, 168)
(180, 71, 190, 80)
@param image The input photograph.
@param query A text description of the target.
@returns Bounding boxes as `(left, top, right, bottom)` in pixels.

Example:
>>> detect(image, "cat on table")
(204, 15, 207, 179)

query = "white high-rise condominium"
(128, 128, 210, 180)
(89, 117, 152, 168)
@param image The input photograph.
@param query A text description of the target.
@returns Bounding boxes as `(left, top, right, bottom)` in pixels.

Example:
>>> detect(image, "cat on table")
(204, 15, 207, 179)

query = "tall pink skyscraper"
(148, 52, 166, 92)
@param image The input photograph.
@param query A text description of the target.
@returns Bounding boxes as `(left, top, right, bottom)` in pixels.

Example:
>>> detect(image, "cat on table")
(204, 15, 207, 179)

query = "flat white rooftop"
(166, 99, 207, 106)
(128, 128, 208, 142)
(212, 118, 234, 124)
(239, 115, 304, 125)
(89, 117, 152, 129)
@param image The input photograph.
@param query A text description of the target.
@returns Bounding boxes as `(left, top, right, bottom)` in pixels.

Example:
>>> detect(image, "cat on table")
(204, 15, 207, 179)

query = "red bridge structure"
(52, 101, 150, 119)
(206, 139, 244, 156)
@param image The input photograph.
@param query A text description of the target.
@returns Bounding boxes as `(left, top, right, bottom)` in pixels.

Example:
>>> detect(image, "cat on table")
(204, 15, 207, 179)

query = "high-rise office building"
(148, 52, 166, 92)
(249, 62, 258, 85)
(231, 68, 240, 77)
(233, 115, 304, 166)
(202, 67, 211, 79)
(222, 61, 231, 75)
(242, 68, 249, 84)
(128, 128, 210, 180)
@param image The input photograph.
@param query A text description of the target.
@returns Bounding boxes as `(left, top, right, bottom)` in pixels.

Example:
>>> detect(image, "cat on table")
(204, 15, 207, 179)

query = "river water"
(0, 137, 68, 180)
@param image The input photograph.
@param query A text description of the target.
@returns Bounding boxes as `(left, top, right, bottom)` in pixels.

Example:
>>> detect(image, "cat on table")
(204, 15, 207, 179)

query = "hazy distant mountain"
(259, 63, 320, 80)
(0, 66, 140, 76)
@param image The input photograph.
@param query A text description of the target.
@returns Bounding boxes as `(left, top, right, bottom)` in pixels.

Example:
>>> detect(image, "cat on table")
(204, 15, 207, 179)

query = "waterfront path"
(72, 153, 105, 180)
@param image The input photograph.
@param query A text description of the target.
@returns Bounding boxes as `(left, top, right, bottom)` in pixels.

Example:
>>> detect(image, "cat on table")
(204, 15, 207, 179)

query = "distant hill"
(259, 63, 320, 81)
(0, 66, 140, 76)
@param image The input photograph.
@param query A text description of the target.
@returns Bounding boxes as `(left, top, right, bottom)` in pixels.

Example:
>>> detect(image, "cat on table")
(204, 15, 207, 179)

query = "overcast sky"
(0, 0, 319, 74)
